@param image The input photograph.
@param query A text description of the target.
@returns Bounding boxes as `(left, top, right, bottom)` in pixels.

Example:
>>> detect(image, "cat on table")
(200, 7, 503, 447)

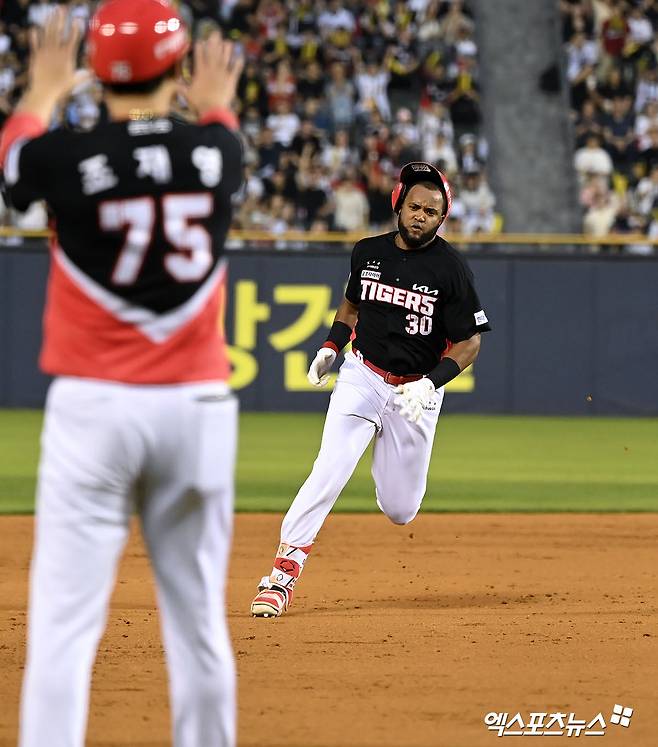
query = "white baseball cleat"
(250, 576, 292, 618)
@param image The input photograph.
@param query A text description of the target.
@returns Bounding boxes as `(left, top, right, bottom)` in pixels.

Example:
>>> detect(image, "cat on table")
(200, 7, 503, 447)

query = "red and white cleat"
(250, 576, 293, 618)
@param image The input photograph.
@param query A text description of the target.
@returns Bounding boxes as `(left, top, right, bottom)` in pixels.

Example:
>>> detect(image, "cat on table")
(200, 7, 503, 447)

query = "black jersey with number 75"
(2, 114, 243, 384)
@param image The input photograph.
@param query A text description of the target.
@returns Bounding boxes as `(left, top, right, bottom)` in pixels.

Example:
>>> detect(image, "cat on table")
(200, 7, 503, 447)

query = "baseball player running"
(251, 162, 491, 618)
(1, 3, 243, 745)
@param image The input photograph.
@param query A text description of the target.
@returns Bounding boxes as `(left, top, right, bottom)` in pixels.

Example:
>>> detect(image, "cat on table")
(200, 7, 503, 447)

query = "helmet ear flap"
(391, 182, 405, 213)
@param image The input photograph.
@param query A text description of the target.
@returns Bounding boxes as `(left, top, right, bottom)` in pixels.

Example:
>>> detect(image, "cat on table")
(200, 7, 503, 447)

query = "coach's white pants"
(281, 353, 444, 547)
(19, 377, 238, 747)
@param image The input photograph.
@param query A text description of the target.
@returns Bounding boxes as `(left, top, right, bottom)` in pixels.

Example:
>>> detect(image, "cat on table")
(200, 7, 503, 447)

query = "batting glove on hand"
(393, 378, 436, 424)
(307, 347, 337, 387)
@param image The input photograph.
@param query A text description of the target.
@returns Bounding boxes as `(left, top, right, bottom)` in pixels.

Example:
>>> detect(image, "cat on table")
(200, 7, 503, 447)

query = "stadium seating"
(562, 0, 658, 253)
(0, 0, 499, 237)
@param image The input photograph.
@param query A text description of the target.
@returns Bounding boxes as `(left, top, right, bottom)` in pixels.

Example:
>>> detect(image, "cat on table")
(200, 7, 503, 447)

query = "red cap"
(88, 0, 189, 84)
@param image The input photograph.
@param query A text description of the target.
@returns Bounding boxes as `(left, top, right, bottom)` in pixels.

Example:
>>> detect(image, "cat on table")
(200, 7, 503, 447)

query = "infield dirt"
(1, 513, 656, 746)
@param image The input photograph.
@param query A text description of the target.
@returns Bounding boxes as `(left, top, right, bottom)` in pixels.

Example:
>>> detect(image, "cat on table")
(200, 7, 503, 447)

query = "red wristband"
(322, 341, 340, 354)
(198, 107, 239, 131)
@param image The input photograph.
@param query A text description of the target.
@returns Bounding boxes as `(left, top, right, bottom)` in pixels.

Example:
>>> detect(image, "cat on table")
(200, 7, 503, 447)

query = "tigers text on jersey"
(1, 111, 242, 384)
(345, 231, 491, 375)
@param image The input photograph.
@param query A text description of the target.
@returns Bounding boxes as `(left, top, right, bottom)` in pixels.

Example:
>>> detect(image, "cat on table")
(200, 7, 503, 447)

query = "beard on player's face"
(398, 214, 438, 248)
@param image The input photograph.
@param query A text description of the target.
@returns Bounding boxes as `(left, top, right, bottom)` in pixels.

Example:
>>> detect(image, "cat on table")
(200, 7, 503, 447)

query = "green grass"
(1, 410, 657, 514)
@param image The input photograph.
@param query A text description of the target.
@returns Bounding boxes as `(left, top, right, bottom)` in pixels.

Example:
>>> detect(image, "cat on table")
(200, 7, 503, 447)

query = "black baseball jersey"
(345, 231, 491, 375)
(1, 113, 242, 383)
(4, 115, 242, 313)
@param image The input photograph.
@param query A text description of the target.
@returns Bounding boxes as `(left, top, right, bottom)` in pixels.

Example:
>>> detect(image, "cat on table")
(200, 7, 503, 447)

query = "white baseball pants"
(19, 377, 238, 747)
(281, 352, 444, 547)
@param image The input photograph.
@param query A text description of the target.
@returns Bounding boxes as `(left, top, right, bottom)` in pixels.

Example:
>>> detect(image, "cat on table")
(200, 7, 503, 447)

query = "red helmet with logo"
(88, 0, 189, 84)
(391, 162, 452, 224)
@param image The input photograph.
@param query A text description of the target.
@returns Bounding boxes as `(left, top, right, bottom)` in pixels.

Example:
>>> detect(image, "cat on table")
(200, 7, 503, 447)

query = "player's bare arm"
(334, 297, 359, 328)
(16, 8, 84, 124)
(443, 332, 481, 373)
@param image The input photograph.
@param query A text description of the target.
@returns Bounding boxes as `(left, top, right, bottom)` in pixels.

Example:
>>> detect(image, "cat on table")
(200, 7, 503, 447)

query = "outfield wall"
(1, 247, 657, 415)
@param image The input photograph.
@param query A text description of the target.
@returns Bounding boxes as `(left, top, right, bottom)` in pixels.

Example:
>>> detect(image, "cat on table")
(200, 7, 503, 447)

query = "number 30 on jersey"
(405, 313, 432, 335)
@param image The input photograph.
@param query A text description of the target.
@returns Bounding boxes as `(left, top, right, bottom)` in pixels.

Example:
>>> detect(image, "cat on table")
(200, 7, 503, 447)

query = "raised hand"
(183, 32, 244, 115)
(23, 8, 86, 112)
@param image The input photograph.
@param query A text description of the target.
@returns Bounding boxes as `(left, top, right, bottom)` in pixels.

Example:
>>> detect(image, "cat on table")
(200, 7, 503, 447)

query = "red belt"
(352, 348, 423, 386)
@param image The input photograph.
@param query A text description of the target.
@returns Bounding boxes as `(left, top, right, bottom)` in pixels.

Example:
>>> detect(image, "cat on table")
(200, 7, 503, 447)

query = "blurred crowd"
(563, 0, 658, 251)
(0, 0, 499, 238)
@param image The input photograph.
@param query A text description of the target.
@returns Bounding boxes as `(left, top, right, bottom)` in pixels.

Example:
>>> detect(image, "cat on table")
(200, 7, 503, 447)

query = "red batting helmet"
(88, 0, 189, 84)
(391, 162, 452, 224)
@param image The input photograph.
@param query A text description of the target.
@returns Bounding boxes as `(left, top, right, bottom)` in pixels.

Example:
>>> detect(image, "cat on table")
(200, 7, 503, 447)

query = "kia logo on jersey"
(412, 283, 439, 296)
(360, 279, 437, 315)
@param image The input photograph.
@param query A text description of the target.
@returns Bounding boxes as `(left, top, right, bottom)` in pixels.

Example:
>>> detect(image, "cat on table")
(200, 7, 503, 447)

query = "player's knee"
(384, 506, 419, 525)
(376, 486, 423, 525)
